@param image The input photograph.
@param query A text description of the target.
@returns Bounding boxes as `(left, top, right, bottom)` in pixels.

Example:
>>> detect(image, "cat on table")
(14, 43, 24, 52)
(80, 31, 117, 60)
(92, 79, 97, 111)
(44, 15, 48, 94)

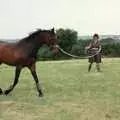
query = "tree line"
(37, 28, 120, 60)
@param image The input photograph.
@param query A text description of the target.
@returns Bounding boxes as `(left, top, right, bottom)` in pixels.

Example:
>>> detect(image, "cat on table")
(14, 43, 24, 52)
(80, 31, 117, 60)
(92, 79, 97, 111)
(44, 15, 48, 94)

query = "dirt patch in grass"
(54, 101, 119, 120)
(0, 101, 15, 106)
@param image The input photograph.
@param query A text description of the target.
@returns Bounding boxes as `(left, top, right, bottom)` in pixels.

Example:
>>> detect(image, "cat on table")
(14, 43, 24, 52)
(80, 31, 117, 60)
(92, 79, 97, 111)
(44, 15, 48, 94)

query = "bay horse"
(0, 28, 58, 97)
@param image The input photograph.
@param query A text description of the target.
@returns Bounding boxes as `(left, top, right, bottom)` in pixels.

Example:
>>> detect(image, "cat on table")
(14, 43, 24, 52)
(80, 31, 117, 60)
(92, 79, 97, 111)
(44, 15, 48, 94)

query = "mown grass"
(0, 58, 120, 120)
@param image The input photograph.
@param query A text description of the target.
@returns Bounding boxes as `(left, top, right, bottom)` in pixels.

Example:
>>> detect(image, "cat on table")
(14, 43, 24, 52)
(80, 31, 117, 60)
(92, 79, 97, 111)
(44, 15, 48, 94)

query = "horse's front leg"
(28, 63, 43, 97)
(4, 66, 22, 95)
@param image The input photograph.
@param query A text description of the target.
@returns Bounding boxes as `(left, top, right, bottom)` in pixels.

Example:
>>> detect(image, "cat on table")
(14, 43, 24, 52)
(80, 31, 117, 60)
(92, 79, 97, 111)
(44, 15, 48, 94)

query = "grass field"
(0, 58, 120, 120)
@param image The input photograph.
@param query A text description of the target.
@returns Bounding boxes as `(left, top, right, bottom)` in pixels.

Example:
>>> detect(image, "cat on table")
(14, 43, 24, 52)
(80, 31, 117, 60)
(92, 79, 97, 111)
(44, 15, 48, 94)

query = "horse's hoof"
(39, 93, 43, 97)
(0, 88, 3, 95)
(4, 90, 10, 95)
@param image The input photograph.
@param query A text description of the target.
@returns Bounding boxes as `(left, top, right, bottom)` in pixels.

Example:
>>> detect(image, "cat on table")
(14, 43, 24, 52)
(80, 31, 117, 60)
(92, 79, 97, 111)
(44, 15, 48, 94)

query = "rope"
(55, 45, 101, 59)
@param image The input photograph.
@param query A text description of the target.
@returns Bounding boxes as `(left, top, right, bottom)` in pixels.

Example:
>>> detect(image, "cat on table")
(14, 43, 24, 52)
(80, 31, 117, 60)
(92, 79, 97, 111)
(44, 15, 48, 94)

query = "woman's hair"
(93, 33, 99, 39)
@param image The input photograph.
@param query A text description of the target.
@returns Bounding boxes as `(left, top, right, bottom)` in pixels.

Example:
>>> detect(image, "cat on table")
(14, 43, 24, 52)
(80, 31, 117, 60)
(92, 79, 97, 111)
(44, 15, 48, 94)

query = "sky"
(0, 0, 120, 39)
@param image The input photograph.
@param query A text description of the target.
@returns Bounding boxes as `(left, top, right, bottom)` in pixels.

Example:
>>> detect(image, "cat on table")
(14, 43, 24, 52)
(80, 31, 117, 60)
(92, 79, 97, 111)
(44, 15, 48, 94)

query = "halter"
(55, 45, 101, 59)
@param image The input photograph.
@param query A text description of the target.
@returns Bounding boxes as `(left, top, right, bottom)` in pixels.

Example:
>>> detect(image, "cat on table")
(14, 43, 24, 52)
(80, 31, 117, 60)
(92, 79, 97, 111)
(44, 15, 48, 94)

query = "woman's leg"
(95, 54, 101, 72)
(88, 62, 93, 72)
(96, 63, 100, 72)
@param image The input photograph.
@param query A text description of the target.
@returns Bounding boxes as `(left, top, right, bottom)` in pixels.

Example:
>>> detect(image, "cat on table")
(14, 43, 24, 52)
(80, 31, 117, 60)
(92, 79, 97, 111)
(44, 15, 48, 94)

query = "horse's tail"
(0, 88, 3, 94)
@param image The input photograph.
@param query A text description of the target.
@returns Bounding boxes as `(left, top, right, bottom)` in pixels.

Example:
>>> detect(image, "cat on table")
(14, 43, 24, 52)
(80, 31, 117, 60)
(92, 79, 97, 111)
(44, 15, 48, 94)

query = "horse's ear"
(36, 28, 40, 31)
(51, 28, 55, 33)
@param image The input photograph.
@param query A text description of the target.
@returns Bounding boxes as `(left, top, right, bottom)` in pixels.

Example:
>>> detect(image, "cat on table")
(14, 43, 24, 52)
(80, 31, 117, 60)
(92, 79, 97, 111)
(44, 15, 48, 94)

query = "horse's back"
(0, 42, 21, 65)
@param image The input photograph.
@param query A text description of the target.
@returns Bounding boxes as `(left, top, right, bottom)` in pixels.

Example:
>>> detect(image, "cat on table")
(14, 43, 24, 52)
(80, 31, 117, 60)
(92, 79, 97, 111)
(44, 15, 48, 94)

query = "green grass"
(0, 58, 120, 120)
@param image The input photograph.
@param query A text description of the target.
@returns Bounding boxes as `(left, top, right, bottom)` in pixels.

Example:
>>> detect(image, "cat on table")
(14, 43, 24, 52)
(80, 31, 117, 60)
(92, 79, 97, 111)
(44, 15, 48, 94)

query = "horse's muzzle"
(50, 44, 59, 55)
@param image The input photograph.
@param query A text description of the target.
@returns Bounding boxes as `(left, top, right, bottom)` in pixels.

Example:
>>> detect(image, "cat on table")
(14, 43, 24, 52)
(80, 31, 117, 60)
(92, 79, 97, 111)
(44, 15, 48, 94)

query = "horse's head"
(46, 28, 59, 54)
(38, 28, 59, 54)
(28, 28, 59, 54)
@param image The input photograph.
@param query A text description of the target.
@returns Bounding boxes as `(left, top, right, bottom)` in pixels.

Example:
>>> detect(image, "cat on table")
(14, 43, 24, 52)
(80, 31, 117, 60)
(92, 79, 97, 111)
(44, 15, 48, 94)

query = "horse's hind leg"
(0, 62, 3, 95)
(0, 88, 3, 95)
(4, 66, 22, 95)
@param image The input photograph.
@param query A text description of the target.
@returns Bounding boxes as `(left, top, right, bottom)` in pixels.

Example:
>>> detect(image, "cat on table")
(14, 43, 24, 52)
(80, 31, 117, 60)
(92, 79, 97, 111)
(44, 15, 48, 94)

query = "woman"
(86, 34, 102, 72)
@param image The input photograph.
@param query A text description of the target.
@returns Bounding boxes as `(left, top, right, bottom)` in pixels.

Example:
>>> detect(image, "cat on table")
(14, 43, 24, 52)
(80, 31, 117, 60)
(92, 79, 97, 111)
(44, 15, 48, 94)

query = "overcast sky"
(0, 0, 120, 39)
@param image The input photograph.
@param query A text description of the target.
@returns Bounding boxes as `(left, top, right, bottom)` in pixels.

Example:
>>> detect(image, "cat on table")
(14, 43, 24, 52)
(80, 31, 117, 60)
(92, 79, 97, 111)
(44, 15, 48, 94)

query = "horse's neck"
(17, 38, 42, 58)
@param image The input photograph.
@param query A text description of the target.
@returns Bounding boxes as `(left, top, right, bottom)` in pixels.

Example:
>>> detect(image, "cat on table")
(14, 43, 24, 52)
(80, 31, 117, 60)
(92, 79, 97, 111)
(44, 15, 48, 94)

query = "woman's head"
(93, 34, 99, 41)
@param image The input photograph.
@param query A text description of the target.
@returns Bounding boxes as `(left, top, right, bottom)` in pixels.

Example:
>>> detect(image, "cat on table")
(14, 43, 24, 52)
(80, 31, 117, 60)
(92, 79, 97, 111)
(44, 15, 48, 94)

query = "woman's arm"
(85, 43, 92, 50)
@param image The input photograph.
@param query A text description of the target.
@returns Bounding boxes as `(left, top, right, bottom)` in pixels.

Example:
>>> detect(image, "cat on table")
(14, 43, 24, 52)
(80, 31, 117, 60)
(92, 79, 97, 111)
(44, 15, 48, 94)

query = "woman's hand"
(85, 46, 90, 50)
(92, 48, 98, 50)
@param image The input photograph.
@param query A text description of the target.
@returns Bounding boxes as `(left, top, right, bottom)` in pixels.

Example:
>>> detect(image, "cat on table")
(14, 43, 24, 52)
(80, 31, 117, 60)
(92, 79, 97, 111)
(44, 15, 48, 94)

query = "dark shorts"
(88, 53, 101, 63)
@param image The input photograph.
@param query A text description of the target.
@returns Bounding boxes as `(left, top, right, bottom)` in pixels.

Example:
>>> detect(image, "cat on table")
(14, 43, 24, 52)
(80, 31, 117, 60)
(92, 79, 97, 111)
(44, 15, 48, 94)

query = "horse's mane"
(28, 29, 51, 37)
(19, 29, 51, 44)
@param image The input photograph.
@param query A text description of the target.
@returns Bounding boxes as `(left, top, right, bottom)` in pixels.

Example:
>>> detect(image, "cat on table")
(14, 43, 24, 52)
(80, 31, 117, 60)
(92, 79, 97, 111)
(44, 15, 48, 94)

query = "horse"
(0, 28, 58, 97)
